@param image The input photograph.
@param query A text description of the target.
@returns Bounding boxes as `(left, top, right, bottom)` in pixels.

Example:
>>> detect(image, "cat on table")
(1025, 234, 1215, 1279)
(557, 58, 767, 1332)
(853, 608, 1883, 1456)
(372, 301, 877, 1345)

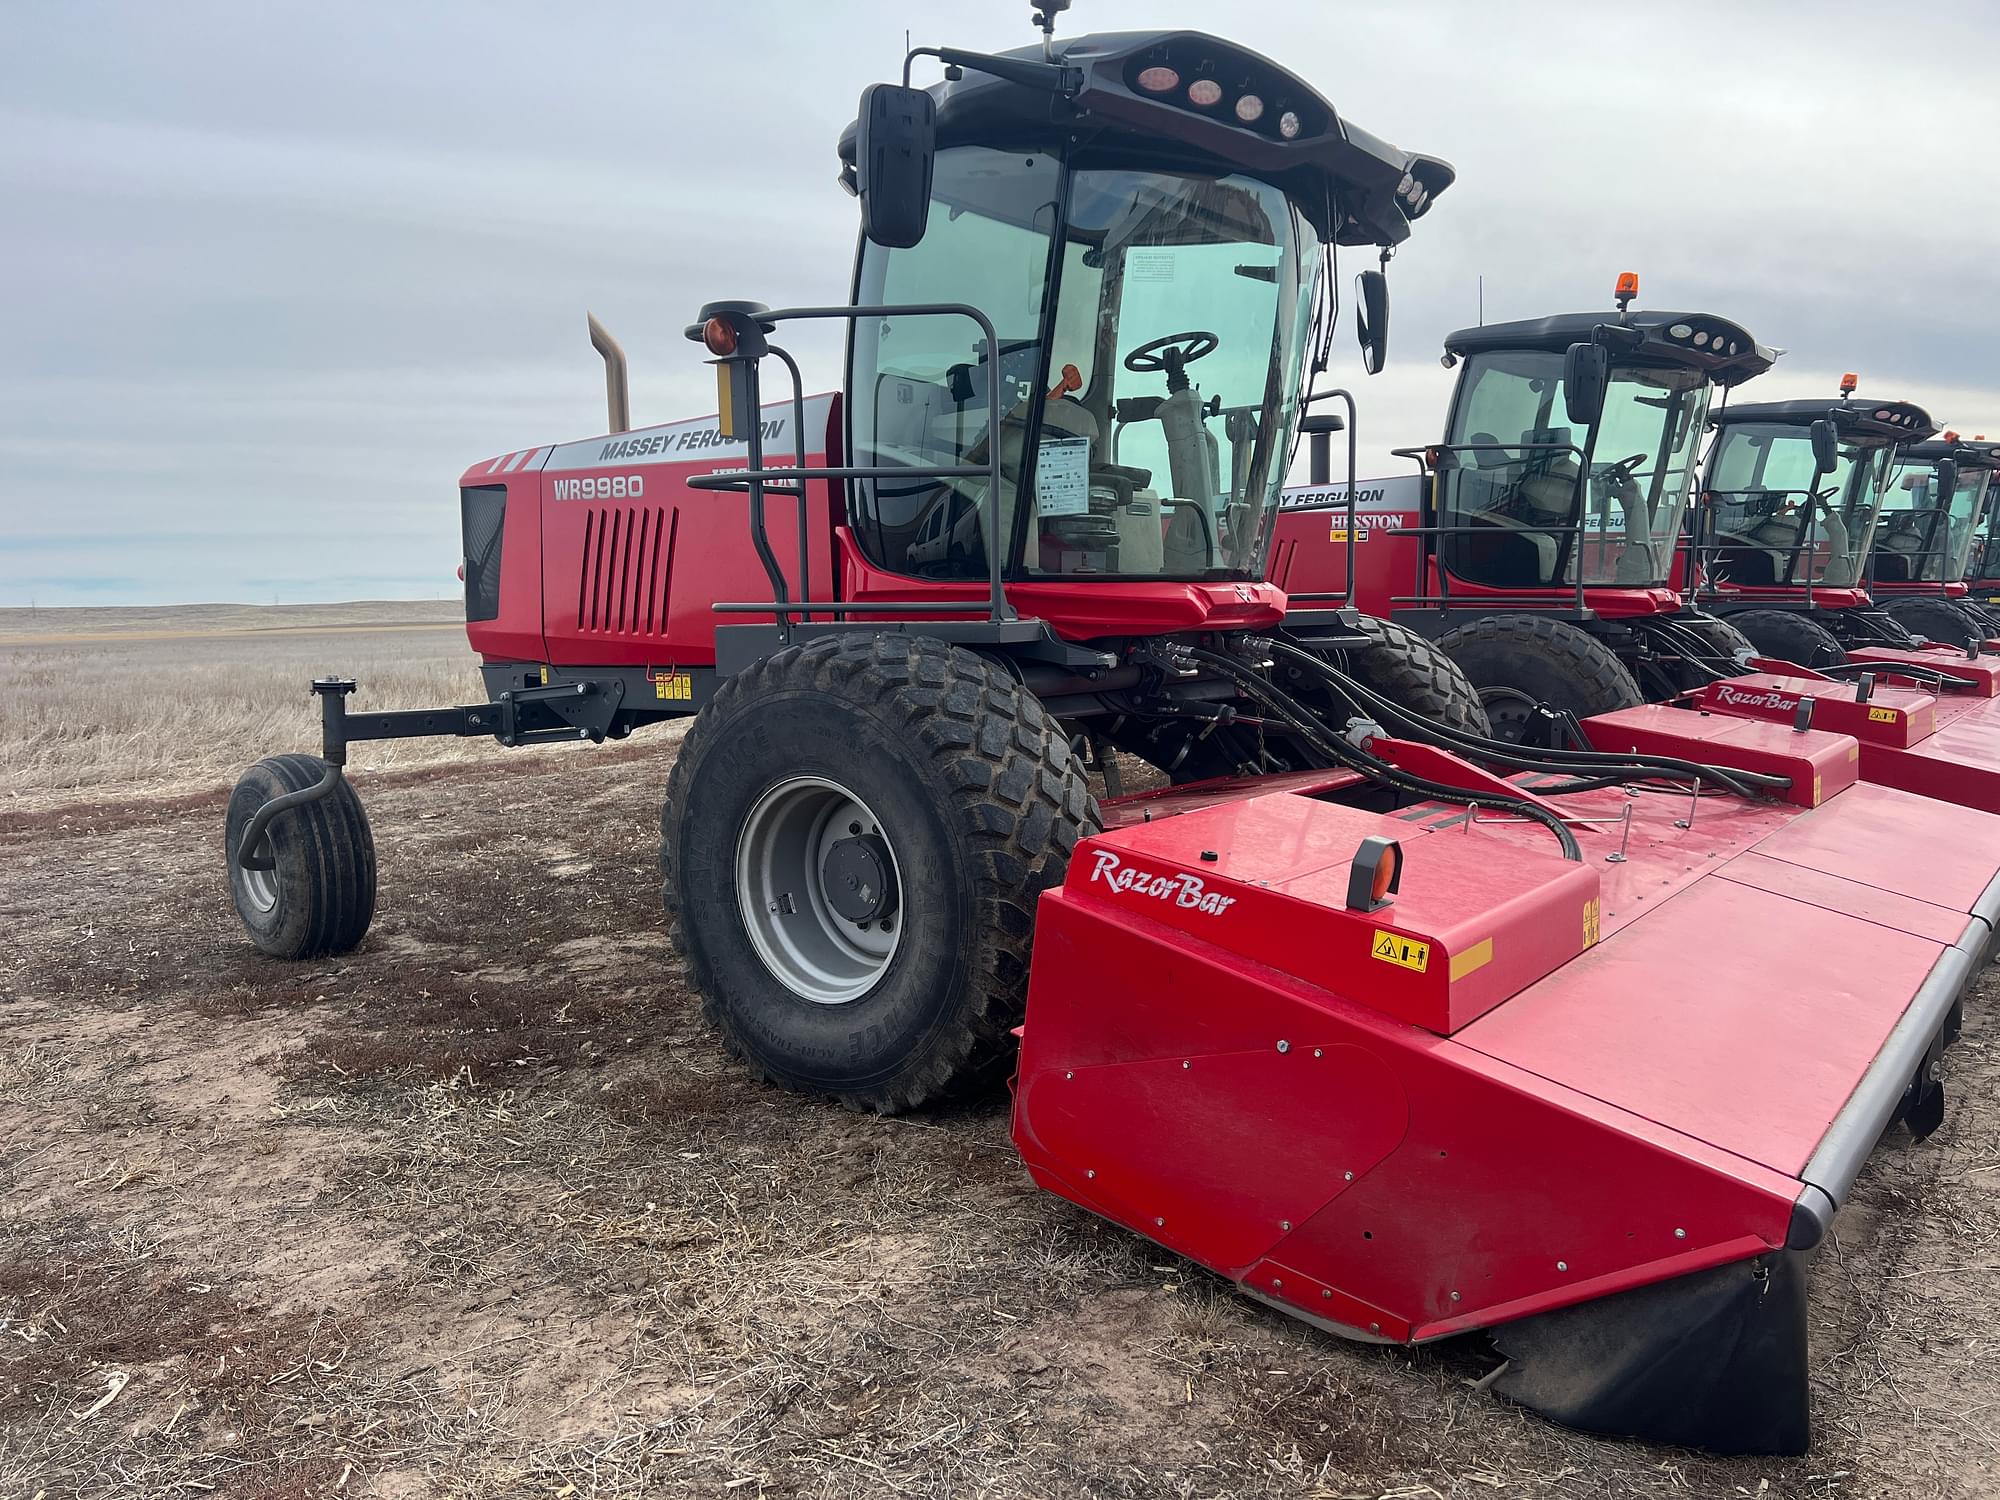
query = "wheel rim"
(238, 843, 278, 914)
(735, 776, 903, 1005)
(1478, 686, 1542, 746)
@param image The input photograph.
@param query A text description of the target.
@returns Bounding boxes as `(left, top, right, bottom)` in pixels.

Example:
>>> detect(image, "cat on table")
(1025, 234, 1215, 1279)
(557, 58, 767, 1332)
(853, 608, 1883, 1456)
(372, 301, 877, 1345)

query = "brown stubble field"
(4, 602, 2000, 1498)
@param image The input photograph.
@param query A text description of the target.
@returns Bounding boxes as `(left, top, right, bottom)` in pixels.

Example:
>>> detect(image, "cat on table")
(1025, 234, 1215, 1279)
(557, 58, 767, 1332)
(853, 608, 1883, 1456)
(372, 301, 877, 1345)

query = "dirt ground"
(6, 621, 2000, 1497)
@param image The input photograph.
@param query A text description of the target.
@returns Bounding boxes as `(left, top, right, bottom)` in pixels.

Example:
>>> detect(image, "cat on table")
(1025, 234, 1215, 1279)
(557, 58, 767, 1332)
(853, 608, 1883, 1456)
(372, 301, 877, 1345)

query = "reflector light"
(702, 317, 737, 357)
(1235, 93, 1265, 122)
(1945, 430, 1960, 442)
(1693, 331, 1709, 347)
(1840, 372, 1858, 395)
(1668, 323, 1693, 339)
(1876, 409, 1891, 420)
(1137, 64, 1179, 92)
(1278, 110, 1301, 139)
(1188, 78, 1222, 106)
(1344, 836, 1403, 912)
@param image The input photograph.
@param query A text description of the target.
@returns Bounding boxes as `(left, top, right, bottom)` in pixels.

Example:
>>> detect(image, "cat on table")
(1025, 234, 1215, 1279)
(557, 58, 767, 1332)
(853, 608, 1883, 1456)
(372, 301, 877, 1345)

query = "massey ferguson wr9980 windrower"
(1269, 281, 2000, 815)
(1682, 401, 2000, 810)
(224, 9, 2000, 1455)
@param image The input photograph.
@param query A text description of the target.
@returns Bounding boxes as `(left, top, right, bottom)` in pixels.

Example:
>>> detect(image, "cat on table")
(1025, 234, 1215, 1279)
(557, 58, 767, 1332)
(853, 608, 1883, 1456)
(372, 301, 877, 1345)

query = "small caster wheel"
(225, 754, 376, 958)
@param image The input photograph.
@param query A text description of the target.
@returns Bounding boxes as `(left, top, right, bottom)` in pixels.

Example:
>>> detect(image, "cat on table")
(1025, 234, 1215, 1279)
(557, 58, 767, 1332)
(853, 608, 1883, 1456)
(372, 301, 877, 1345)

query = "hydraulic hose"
(1269, 638, 1789, 800)
(235, 761, 343, 871)
(1182, 647, 1584, 861)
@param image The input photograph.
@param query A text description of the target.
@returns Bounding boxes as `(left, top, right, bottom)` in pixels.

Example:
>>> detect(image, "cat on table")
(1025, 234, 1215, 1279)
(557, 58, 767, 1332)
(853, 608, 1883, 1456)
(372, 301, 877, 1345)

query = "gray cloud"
(5, 0, 1998, 604)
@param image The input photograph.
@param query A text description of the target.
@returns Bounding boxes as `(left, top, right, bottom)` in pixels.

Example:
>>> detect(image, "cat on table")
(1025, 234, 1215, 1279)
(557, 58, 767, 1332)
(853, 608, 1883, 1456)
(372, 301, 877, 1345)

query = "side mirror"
(1355, 270, 1389, 375)
(854, 83, 935, 249)
(1935, 458, 1959, 503)
(1562, 342, 1609, 428)
(1809, 418, 1839, 476)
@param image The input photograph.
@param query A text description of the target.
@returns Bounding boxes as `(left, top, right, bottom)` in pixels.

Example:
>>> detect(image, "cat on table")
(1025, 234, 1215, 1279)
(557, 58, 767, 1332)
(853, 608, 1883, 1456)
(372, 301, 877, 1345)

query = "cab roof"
(837, 30, 1453, 248)
(1443, 310, 1776, 388)
(1900, 437, 2000, 471)
(1712, 397, 1936, 445)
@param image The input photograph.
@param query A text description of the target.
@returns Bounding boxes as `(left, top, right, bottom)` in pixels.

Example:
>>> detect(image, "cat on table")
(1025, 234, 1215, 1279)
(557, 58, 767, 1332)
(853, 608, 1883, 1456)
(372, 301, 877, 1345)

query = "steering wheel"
(1123, 331, 1219, 374)
(1591, 452, 1648, 486)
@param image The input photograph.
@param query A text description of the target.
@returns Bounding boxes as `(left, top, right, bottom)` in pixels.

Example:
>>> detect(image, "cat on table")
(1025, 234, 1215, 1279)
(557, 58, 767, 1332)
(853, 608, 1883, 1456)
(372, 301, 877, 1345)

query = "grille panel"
(577, 504, 677, 634)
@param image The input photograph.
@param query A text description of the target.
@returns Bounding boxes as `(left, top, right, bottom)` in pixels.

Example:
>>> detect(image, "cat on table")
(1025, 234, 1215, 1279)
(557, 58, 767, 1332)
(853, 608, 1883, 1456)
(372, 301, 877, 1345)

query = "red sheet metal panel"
(1076, 791, 1600, 1034)
(1690, 673, 1935, 748)
(1454, 874, 1938, 1176)
(1014, 893, 1803, 1341)
(1847, 646, 2000, 696)
(1714, 851, 1971, 947)
(1580, 704, 1858, 805)
(1751, 780, 2000, 912)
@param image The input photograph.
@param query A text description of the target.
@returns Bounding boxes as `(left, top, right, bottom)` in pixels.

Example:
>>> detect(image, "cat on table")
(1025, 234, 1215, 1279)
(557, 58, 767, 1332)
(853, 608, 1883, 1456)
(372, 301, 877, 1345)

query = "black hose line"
(1182, 647, 1584, 861)
(1269, 638, 1789, 800)
(1272, 638, 1768, 793)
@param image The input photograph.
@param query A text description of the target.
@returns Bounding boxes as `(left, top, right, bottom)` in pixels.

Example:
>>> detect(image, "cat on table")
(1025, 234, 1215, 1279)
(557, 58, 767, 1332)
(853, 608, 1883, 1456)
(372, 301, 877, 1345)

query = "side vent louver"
(577, 504, 678, 635)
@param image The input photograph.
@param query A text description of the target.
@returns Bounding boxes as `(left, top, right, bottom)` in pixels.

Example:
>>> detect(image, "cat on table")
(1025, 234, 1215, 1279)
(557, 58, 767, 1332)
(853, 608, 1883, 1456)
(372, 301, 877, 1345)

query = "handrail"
(684, 301, 1012, 635)
(1384, 440, 1689, 610)
(1691, 483, 1833, 596)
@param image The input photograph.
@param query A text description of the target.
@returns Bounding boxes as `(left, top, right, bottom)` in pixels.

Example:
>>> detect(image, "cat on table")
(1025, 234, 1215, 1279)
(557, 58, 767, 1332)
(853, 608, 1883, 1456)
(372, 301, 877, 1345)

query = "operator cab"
(1874, 435, 2000, 588)
(836, 31, 1452, 590)
(1430, 288, 1774, 597)
(1969, 452, 2000, 594)
(1698, 393, 1934, 594)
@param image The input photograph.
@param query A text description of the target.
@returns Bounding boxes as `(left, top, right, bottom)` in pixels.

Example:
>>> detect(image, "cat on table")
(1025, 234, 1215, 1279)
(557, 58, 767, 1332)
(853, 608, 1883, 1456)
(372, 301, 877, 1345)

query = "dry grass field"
(0, 603, 539, 812)
(4, 602, 2000, 1498)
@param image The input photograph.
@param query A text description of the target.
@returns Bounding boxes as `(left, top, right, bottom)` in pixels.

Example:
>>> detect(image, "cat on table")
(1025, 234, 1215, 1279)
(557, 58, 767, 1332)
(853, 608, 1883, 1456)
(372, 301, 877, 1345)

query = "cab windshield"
(1703, 425, 1890, 589)
(848, 145, 1321, 583)
(1436, 350, 1710, 590)
(1974, 494, 2000, 581)
(1877, 459, 1994, 582)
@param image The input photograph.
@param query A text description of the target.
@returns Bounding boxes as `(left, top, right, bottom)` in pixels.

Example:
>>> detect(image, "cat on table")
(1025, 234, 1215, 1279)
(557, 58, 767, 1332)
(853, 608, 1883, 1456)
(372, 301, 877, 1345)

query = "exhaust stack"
(588, 312, 631, 435)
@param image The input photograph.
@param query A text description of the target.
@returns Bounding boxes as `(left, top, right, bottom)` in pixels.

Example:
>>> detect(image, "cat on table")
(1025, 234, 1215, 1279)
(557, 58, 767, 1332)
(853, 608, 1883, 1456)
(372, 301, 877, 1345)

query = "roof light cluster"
(1867, 407, 1926, 430)
(1663, 321, 1745, 357)
(1127, 45, 1317, 143)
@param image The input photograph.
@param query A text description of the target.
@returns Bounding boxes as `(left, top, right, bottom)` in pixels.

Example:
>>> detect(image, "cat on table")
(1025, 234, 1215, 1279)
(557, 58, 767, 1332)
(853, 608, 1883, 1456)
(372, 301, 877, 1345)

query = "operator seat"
(1875, 515, 1924, 583)
(1441, 431, 1572, 588)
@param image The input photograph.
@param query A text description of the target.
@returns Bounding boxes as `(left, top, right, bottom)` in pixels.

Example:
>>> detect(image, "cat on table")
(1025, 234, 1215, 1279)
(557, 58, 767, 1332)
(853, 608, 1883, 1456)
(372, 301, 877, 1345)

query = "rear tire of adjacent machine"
(1309, 614, 1493, 736)
(1881, 596, 1981, 651)
(1719, 610, 1847, 671)
(660, 634, 1099, 1114)
(1436, 615, 1643, 743)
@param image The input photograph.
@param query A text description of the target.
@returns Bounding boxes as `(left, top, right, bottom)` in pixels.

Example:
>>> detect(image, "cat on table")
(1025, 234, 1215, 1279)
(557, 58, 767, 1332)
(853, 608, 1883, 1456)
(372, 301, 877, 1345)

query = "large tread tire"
(1672, 614, 1757, 664)
(1308, 615, 1493, 736)
(1881, 596, 1981, 651)
(1725, 609, 1847, 671)
(1436, 615, 1644, 743)
(660, 635, 1099, 1114)
(224, 754, 376, 959)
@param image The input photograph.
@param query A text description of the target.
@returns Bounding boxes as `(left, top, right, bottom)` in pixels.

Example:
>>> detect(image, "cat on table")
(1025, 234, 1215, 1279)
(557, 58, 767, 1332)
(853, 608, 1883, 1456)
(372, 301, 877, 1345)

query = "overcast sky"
(5, 0, 1998, 606)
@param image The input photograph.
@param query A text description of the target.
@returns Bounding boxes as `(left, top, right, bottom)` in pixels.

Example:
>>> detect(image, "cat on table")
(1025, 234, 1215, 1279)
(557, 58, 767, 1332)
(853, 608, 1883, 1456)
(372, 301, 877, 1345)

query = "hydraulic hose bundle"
(1162, 636, 1799, 865)
(1180, 645, 1586, 860)
(1267, 639, 1789, 801)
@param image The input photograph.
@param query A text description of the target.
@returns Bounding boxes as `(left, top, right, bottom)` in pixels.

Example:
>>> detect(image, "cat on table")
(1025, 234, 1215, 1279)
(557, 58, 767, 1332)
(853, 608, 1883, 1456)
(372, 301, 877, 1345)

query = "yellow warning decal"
(1583, 898, 1601, 949)
(1371, 930, 1430, 973)
(539, 665, 551, 685)
(1813, 773, 1823, 803)
(1326, 526, 1369, 543)
(1867, 706, 1898, 723)
(1848, 744, 1860, 762)
(653, 672, 694, 702)
(1448, 937, 1493, 981)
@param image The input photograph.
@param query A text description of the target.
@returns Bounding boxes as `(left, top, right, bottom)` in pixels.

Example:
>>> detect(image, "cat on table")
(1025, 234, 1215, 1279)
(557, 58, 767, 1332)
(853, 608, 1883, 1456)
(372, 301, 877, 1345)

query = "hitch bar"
(234, 675, 625, 869)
